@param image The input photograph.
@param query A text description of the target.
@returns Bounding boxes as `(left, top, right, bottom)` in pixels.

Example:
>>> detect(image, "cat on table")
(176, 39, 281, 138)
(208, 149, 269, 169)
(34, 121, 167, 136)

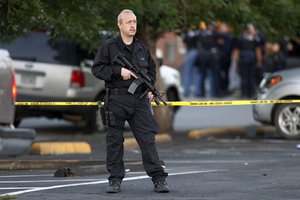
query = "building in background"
(156, 32, 185, 69)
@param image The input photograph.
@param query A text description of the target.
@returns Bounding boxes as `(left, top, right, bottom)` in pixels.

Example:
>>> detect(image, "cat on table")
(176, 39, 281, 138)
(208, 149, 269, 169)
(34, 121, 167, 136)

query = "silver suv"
(253, 68, 300, 139)
(0, 49, 16, 125)
(0, 49, 35, 156)
(1, 32, 182, 133)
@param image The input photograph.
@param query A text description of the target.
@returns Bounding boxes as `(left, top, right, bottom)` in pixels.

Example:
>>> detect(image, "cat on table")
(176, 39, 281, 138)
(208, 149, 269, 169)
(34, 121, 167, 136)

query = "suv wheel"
(84, 94, 106, 134)
(274, 103, 300, 139)
(14, 118, 22, 127)
(166, 88, 179, 113)
(84, 107, 105, 134)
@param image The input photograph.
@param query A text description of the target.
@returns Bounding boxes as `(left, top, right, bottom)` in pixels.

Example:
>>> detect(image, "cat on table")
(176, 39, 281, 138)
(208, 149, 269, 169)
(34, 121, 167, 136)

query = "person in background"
(254, 29, 266, 85)
(279, 36, 294, 58)
(195, 21, 222, 97)
(264, 42, 286, 73)
(232, 23, 262, 99)
(215, 22, 233, 95)
(182, 25, 201, 97)
(278, 36, 294, 69)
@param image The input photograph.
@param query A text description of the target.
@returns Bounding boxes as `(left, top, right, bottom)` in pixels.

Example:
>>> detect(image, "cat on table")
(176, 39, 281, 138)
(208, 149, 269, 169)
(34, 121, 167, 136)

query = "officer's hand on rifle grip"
(121, 67, 137, 80)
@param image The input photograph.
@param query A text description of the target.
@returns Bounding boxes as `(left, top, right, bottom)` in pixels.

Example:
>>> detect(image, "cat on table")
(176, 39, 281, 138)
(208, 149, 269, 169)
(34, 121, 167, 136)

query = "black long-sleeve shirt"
(92, 35, 156, 89)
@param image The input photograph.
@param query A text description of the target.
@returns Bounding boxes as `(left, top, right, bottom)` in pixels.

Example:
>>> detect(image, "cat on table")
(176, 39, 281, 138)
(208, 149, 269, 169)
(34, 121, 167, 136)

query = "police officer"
(91, 9, 169, 193)
(215, 23, 233, 95)
(182, 25, 201, 97)
(195, 21, 222, 97)
(233, 23, 262, 98)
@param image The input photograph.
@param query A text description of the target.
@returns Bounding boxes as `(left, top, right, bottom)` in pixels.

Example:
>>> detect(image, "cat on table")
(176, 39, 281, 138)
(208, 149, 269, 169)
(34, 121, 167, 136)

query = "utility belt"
(107, 87, 145, 95)
(98, 87, 146, 128)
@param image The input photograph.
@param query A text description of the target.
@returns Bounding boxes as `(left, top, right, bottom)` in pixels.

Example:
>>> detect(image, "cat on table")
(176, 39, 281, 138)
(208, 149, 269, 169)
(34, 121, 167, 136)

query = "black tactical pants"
(238, 60, 256, 98)
(106, 92, 168, 183)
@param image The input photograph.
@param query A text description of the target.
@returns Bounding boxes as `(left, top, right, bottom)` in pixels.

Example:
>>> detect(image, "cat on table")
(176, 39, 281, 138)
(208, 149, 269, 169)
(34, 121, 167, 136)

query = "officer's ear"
(117, 19, 122, 30)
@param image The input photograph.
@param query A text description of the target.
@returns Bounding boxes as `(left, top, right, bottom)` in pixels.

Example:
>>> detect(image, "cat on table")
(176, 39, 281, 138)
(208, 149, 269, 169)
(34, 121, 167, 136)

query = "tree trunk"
(137, 28, 174, 134)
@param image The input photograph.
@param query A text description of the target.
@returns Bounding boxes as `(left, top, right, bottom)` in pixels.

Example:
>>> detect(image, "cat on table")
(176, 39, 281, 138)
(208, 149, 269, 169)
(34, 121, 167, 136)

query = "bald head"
(117, 9, 135, 23)
(117, 9, 137, 40)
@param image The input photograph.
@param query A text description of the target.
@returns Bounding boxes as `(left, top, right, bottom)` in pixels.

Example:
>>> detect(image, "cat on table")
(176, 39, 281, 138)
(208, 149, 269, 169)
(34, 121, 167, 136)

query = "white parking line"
(0, 174, 53, 178)
(126, 171, 146, 175)
(0, 187, 40, 190)
(0, 179, 101, 184)
(0, 169, 221, 197)
(165, 160, 278, 164)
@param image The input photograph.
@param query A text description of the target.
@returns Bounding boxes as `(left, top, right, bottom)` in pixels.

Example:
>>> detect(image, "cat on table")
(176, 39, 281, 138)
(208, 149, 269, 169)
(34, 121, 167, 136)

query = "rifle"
(112, 53, 167, 105)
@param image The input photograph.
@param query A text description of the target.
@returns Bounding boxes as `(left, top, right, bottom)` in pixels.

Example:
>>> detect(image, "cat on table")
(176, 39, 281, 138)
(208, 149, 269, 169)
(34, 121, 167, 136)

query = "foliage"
(0, 195, 16, 200)
(0, 0, 106, 51)
(0, 0, 43, 42)
(1, 0, 300, 51)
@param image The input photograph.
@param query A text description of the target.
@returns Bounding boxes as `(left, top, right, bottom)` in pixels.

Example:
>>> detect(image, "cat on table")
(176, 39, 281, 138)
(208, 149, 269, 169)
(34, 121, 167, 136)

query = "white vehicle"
(160, 64, 183, 112)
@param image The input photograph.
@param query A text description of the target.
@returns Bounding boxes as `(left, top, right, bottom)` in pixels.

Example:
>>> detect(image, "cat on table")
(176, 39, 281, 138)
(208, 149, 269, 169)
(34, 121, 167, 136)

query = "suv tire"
(83, 93, 106, 134)
(166, 88, 180, 113)
(274, 103, 300, 139)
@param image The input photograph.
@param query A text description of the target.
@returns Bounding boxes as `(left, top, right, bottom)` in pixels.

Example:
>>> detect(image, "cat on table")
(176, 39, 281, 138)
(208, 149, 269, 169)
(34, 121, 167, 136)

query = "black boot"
(107, 180, 121, 193)
(153, 180, 169, 193)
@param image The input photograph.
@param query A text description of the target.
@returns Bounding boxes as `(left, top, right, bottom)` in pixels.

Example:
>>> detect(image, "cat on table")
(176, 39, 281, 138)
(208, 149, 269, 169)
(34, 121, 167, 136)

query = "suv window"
(0, 32, 80, 66)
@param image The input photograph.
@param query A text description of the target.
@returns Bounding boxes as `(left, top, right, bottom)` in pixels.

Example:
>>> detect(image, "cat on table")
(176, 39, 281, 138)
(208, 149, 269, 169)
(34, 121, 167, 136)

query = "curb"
(0, 127, 35, 156)
(188, 127, 245, 140)
(0, 160, 105, 170)
(30, 133, 172, 155)
(124, 133, 172, 149)
(188, 126, 276, 140)
(31, 142, 92, 155)
(54, 161, 144, 177)
(0, 160, 143, 174)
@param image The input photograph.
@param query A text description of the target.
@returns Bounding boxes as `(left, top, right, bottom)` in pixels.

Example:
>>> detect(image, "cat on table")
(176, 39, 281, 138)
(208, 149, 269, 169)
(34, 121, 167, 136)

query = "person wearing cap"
(195, 21, 222, 97)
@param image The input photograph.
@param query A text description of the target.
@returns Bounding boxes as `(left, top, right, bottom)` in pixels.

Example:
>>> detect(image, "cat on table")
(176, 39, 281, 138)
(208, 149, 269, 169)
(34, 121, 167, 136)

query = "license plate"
(21, 74, 36, 86)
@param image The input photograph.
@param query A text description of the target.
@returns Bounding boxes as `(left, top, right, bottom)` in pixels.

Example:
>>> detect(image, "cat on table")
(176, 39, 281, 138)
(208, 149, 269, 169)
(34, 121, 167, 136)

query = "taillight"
(70, 70, 85, 88)
(11, 66, 17, 99)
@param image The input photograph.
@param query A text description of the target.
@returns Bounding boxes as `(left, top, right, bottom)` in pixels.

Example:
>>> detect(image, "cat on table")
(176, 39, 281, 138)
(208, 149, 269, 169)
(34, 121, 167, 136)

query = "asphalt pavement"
(1, 100, 299, 199)
(1, 136, 300, 200)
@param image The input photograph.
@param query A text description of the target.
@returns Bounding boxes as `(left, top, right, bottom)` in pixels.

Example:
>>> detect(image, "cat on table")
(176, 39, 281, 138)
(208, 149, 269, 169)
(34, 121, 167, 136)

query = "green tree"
(1, 0, 300, 132)
(2, 0, 300, 48)
(0, 0, 107, 51)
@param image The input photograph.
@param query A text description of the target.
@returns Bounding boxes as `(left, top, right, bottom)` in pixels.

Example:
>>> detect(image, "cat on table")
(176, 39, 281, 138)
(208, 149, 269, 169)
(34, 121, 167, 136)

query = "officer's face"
(118, 12, 137, 37)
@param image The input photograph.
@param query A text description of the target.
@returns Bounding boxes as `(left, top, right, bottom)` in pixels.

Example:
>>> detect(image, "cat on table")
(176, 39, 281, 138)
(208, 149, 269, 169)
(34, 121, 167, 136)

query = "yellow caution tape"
(15, 102, 97, 106)
(15, 99, 300, 107)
